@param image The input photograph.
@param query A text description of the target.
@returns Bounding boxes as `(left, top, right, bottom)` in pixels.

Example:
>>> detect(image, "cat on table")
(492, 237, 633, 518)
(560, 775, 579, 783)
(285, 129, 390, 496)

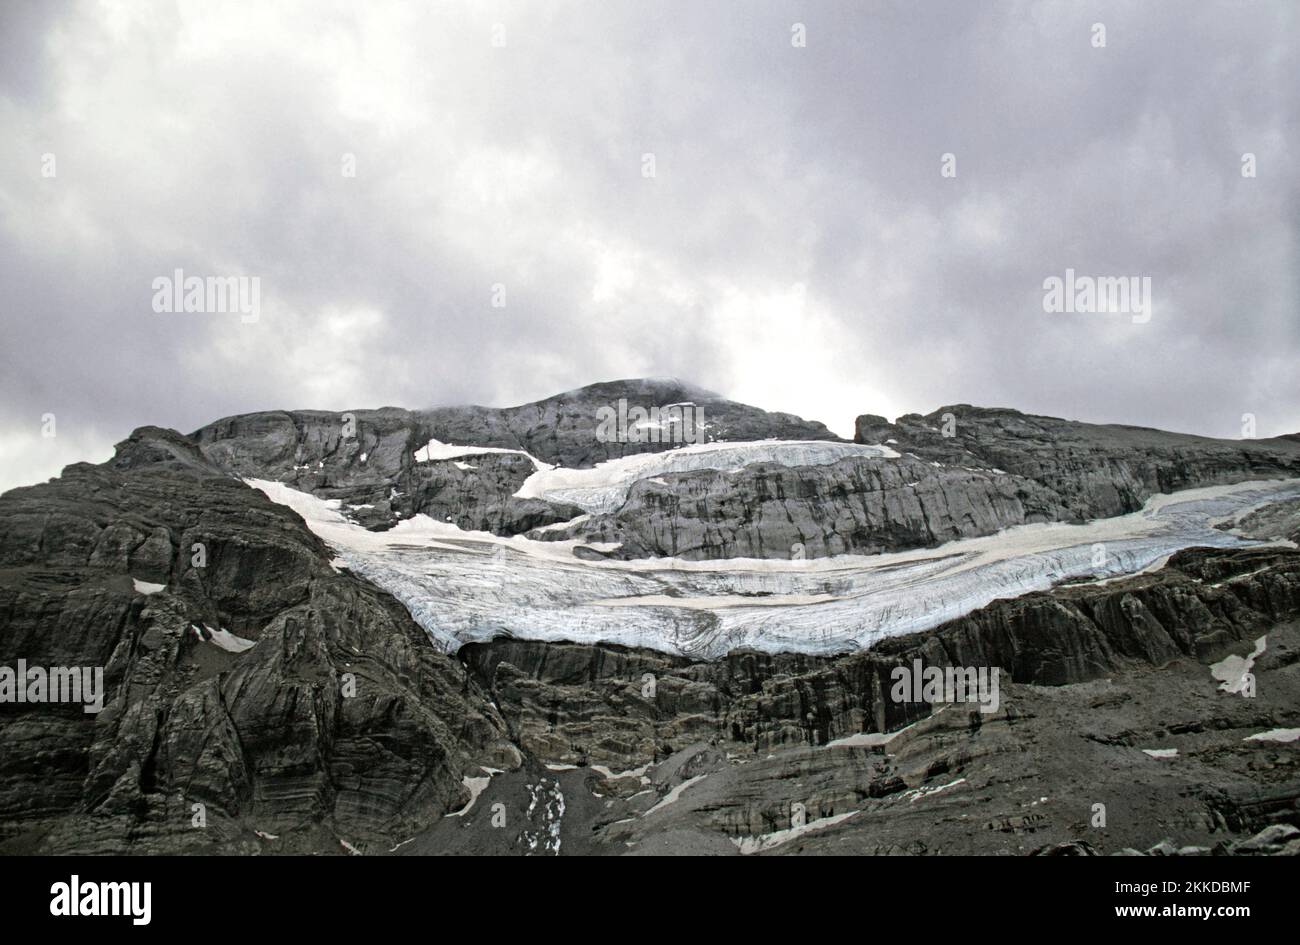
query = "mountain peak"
(539, 377, 721, 405)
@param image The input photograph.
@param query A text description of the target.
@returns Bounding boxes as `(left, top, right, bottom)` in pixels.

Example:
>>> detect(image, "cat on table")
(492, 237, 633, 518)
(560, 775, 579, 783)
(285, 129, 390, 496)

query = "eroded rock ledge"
(461, 546, 1300, 769)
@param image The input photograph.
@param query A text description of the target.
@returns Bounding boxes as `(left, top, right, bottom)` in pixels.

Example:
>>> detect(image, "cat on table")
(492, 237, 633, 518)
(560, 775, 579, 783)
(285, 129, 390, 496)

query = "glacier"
(511, 439, 901, 514)
(249, 475, 1300, 660)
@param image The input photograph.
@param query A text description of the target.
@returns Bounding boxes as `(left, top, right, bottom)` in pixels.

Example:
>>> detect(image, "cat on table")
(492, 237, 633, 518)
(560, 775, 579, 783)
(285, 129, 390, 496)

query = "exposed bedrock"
(190, 386, 1299, 560)
(188, 379, 835, 478)
(186, 379, 834, 536)
(6, 382, 1300, 854)
(420, 378, 840, 467)
(460, 546, 1300, 770)
(0, 428, 515, 854)
(536, 455, 1069, 559)
(855, 405, 1300, 522)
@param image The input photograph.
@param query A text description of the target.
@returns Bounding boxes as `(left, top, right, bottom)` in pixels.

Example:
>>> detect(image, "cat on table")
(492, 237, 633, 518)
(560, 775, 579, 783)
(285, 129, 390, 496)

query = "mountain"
(187, 379, 1300, 559)
(855, 404, 1300, 522)
(1, 380, 1298, 855)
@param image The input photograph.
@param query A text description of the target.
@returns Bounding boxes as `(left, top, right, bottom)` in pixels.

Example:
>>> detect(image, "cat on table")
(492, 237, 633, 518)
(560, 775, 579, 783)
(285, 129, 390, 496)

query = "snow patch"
(591, 763, 652, 780)
(824, 714, 933, 749)
(415, 438, 549, 469)
(191, 623, 256, 654)
(906, 777, 966, 802)
(1244, 728, 1300, 743)
(732, 810, 859, 854)
(643, 775, 707, 816)
(1210, 637, 1267, 695)
(447, 772, 493, 817)
(522, 779, 565, 855)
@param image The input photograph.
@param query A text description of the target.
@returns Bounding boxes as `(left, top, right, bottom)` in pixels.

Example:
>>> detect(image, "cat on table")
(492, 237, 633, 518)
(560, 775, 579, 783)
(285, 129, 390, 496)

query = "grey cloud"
(0, 0, 1296, 493)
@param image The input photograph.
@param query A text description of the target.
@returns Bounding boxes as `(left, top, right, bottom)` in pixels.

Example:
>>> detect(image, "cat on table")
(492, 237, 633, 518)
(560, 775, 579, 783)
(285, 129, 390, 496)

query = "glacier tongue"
(248, 477, 1300, 660)
(511, 439, 900, 514)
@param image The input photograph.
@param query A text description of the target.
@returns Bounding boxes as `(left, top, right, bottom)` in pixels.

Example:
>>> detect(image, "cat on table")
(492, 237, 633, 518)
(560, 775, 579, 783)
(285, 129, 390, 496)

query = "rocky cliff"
(187, 379, 836, 538)
(533, 455, 1070, 559)
(538, 402, 1300, 560)
(3, 381, 1299, 855)
(460, 545, 1300, 767)
(183, 381, 1300, 561)
(856, 405, 1300, 521)
(0, 428, 516, 854)
(445, 545, 1300, 855)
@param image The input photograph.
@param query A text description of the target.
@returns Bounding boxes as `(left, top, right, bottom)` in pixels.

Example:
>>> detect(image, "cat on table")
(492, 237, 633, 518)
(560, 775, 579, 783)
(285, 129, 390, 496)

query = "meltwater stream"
(250, 477, 1300, 659)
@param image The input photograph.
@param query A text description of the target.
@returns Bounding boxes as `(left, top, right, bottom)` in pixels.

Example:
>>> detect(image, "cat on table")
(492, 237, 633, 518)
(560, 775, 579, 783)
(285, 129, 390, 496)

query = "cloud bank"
(1, 0, 1296, 492)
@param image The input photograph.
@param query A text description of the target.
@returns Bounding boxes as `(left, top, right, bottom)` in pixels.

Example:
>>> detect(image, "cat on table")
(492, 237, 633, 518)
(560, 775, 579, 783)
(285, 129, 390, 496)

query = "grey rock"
(535, 455, 1069, 560)
(183, 383, 1300, 560)
(0, 428, 517, 854)
(855, 404, 1300, 522)
(461, 545, 1300, 770)
(421, 377, 840, 467)
(6, 382, 1300, 856)
(187, 378, 837, 535)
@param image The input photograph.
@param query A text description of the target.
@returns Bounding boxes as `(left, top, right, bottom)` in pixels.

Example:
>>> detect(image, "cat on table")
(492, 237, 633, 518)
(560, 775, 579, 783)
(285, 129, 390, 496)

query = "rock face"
(1223, 495, 1300, 544)
(461, 545, 1300, 768)
(1105, 824, 1300, 857)
(0, 428, 515, 854)
(420, 378, 841, 467)
(182, 383, 1300, 561)
(855, 405, 1300, 522)
(3, 380, 1300, 856)
(520, 404, 1300, 559)
(552, 405, 1300, 561)
(537, 455, 1070, 560)
(451, 546, 1300, 855)
(187, 379, 837, 536)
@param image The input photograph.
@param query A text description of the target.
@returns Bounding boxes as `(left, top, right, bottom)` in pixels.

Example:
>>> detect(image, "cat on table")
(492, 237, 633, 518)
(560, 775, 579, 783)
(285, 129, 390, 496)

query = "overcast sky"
(1, 0, 1296, 493)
